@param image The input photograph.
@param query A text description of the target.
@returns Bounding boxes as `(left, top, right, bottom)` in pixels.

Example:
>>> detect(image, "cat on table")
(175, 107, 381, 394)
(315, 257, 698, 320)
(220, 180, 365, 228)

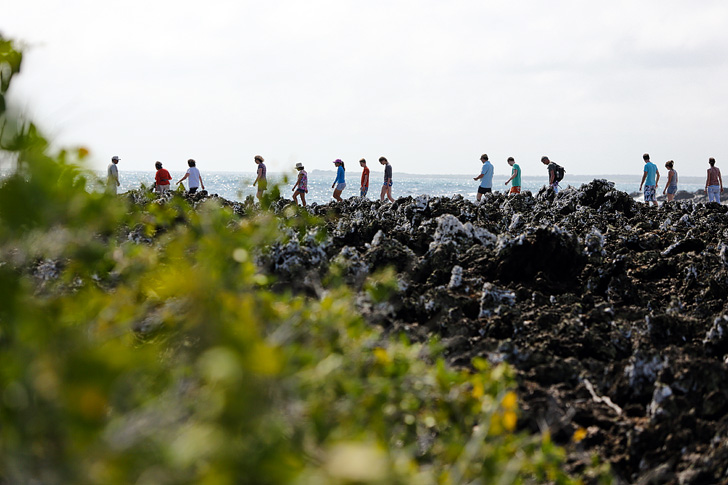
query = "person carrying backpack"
(541, 156, 565, 194)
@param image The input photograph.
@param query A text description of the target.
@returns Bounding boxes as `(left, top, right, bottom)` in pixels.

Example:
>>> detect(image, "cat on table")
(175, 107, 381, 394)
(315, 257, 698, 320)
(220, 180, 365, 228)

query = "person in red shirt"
(154, 161, 172, 195)
(359, 158, 370, 198)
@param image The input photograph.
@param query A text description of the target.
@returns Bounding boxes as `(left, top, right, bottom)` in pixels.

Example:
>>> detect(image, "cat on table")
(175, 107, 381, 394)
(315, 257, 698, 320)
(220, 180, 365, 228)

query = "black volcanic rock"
(134, 182, 728, 484)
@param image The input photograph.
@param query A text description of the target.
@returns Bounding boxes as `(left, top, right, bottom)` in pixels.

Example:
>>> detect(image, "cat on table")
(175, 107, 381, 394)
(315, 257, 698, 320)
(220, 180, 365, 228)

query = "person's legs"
(333, 189, 342, 201)
(380, 185, 387, 201)
(301, 192, 307, 207)
(386, 185, 394, 202)
(708, 186, 720, 203)
(189, 187, 198, 195)
(293, 191, 300, 205)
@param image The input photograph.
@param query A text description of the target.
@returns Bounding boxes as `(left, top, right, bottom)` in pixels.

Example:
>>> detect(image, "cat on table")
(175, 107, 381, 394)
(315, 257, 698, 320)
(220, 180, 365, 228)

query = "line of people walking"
(108, 153, 724, 206)
(106, 156, 204, 195)
(639, 154, 723, 206)
(253, 155, 396, 208)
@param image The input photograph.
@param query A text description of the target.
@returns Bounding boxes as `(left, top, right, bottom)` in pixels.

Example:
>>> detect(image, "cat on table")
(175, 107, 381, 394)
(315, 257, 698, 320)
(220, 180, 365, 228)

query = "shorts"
(335, 183, 346, 192)
(509, 186, 521, 194)
(477, 186, 492, 194)
(383, 181, 393, 187)
(360, 186, 368, 197)
(189, 187, 198, 194)
(258, 180, 267, 192)
(666, 185, 677, 195)
(296, 188, 306, 194)
(644, 185, 656, 202)
(155, 184, 170, 194)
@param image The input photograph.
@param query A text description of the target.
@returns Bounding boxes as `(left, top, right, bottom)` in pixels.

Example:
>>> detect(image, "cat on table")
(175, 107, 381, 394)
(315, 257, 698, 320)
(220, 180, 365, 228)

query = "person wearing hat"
(253, 155, 267, 201)
(332, 159, 346, 202)
(292, 162, 308, 207)
(107, 155, 120, 194)
(154, 161, 172, 195)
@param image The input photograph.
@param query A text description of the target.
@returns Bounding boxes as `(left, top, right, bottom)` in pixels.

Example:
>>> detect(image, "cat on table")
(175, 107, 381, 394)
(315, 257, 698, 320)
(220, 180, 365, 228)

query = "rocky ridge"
(141, 181, 728, 483)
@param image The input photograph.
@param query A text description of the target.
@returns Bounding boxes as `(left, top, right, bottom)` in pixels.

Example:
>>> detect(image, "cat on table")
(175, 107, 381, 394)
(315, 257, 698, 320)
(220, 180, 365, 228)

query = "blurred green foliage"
(0, 36, 611, 484)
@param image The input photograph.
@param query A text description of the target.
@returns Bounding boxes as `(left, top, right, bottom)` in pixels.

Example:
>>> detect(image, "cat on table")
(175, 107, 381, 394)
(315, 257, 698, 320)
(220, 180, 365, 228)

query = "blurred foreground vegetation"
(0, 36, 610, 484)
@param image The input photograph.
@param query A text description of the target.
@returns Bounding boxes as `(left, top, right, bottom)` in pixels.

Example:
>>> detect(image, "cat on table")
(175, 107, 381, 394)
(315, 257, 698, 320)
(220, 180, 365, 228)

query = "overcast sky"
(4, 0, 728, 177)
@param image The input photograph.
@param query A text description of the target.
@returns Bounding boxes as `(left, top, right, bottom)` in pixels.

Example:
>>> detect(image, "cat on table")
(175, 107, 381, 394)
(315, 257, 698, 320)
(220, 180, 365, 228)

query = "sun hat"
(295, 162, 304, 170)
(112, 156, 120, 161)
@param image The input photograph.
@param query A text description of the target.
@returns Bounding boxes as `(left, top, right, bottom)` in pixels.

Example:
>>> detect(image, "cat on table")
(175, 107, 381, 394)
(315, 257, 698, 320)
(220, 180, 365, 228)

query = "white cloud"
(3, 0, 728, 176)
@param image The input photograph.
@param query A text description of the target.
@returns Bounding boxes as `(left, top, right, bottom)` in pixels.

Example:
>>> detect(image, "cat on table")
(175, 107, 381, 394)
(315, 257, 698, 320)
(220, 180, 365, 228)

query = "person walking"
(706, 157, 724, 203)
(473, 154, 493, 202)
(332, 159, 346, 201)
(107, 155, 120, 194)
(177, 159, 205, 194)
(292, 162, 308, 207)
(154, 161, 172, 195)
(379, 156, 394, 202)
(541, 156, 564, 194)
(359, 158, 370, 198)
(639, 153, 660, 207)
(504, 156, 521, 195)
(663, 160, 678, 202)
(253, 155, 267, 202)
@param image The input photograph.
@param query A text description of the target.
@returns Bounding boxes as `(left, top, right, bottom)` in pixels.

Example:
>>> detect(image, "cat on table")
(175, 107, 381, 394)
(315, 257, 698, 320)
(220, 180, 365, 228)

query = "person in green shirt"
(504, 157, 521, 194)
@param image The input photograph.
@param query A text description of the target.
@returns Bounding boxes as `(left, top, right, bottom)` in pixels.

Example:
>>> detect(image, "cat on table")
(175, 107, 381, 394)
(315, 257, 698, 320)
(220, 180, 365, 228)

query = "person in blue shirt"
(639, 153, 660, 207)
(332, 159, 346, 201)
(473, 154, 494, 202)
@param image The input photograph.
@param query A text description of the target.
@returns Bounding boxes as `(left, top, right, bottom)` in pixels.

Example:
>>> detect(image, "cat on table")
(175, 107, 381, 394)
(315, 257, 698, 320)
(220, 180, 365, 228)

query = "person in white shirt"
(177, 159, 205, 194)
(107, 155, 120, 194)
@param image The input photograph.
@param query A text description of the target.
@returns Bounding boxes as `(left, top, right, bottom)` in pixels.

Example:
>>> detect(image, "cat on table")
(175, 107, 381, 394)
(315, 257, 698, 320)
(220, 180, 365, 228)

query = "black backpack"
(552, 163, 565, 182)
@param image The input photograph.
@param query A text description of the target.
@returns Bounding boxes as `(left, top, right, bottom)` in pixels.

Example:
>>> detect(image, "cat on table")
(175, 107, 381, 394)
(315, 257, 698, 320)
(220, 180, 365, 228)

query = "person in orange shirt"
(154, 161, 172, 195)
(359, 158, 370, 198)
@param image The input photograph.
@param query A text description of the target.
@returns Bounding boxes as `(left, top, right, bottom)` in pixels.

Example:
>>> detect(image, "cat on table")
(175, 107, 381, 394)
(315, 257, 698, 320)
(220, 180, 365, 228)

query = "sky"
(4, 0, 728, 177)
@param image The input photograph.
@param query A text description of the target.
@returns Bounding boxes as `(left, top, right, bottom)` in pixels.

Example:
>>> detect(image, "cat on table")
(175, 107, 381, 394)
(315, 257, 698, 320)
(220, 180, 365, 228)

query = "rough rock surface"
(146, 181, 728, 483)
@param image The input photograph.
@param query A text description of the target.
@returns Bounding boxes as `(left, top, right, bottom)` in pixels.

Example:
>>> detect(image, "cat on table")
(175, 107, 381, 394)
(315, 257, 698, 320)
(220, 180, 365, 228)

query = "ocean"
(107, 170, 711, 205)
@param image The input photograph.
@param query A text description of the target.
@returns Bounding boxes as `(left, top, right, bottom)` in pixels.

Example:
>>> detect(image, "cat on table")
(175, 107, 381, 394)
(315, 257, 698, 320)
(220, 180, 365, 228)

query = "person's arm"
(293, 172, 301, 191)
(177, 173, 189, 185)
(655, 170, 660, 187)
(253, 166, 261, 186)
(505, 168, 516, 185)
(663, 172, 672, 194)
(640, 171, 647, 190)
(199, 174, 204, 190)
(705, 169, 710, 193)
(363, 171, 369, 187)
(474, 174, 483, 181)
(549, 169, 555, 185)
(719, 169, 724, 192)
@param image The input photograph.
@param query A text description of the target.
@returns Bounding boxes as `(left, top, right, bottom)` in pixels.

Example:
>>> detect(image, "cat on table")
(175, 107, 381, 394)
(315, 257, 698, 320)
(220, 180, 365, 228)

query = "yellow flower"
(573, 427, 588, 443)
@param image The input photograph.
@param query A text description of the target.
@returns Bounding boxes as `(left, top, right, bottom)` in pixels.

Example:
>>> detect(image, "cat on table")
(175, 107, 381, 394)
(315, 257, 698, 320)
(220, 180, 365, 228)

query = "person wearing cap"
(292, 162, 308, 207)
(379, 156, 394, 202)
(473, 154, 493, 202)
(359, 158, 370, 198)
(154, 161, 172, 195)
(107, 156, 120, 194)
(253, 155, 267, 201)
(177, 159, 205, 195)
(332, 159, 346, 202)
